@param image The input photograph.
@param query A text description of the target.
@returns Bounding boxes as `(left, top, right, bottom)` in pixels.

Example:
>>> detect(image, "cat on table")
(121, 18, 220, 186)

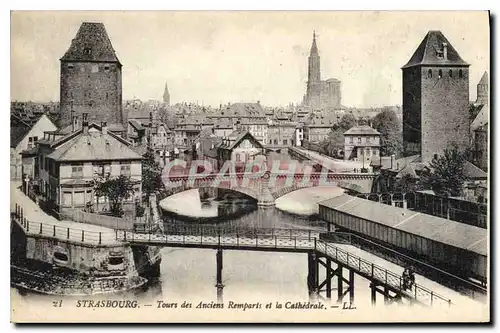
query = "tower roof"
(402, 30, 468, 68)
(479, 71, 488, 85)
(310, 30, 318, 56)
(61, 22, 121, 64)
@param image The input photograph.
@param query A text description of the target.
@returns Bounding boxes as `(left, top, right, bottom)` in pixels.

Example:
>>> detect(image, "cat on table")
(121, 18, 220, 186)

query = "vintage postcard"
(10, 11, 490, 323)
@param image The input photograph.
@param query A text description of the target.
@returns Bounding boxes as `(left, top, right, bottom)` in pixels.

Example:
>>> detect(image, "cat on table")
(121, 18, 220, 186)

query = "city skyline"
(11, 11, 489, 107)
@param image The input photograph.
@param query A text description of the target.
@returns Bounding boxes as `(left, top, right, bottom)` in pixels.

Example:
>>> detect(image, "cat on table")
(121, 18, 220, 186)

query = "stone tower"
(305, 31, 322, 109)
(476, 71, 488, 105)
(402, 30, 470, 163)
(59, 22, 125, 132)
(163, 81, 170, 105)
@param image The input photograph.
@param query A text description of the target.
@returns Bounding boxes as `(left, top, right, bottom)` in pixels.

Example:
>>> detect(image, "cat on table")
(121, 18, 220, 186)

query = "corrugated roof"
(61, 22, 121, 64)
(344, 125, 380, 136)
(319, 194, 487, 256)
(402, 30, 468, 68)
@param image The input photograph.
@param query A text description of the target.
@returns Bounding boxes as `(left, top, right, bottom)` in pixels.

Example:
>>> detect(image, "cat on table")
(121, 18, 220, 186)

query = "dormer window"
(104, 65, 110, 72)
(436, 49, 444, 59)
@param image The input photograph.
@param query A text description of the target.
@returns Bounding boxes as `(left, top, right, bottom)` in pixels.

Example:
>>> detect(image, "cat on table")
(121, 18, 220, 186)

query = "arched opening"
(438, 70, 443, 78)
(449, 69, 453, 77)
(428, 69, 432, 78)
(459, 69, 463, 78)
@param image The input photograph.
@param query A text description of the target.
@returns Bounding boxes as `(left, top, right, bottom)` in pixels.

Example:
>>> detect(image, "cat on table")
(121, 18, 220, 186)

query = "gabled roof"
(344, 125, 380, 136)
(61, 22, 121, 64)
(47, 126, 142, 162)
(402, 30, 468, 68)
(478, 71, 488, 85)
(219, 130, 264, 151)
(463, 160, 487, 180)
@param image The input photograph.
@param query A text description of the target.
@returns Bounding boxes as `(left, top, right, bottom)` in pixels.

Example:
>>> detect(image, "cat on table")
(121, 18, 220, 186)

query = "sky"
(10, 11, 489, 108)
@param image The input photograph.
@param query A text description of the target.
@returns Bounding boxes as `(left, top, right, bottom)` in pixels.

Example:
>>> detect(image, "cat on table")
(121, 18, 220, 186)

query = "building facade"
(343, 125, 381, 164)
(11, 114, 57, 180)
(302, 32, 342, 110)
(59, 22, 125, 134)
(36, 118, 143, 218)
(402, 30, 470, 163)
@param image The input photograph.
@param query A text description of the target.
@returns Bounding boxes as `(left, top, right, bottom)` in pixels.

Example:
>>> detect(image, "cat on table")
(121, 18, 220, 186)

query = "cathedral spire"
(310, 30, 318, 56)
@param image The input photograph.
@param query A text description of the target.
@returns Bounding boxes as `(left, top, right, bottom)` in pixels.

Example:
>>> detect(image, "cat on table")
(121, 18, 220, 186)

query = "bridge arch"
(164, 182, 260, 201)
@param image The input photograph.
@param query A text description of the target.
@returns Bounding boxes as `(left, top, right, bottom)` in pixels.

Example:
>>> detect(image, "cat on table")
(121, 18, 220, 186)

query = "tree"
(420, 146, 470, 197)
(394, 174, 424, 193)
(320, 114, 357, 157)
(372, 109, 403, 157)
(142, 149, 164, 199)
(92, 175, 136, 217)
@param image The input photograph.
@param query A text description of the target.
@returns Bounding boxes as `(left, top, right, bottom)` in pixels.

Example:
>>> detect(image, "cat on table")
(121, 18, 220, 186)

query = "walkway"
(11, 183, 119, 246)
(291, 147, 367, 172)
(115, 228, 452, 307)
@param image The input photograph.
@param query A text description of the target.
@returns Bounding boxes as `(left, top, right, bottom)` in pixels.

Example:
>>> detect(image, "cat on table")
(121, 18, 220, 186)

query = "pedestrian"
(402, 268, 410, 290)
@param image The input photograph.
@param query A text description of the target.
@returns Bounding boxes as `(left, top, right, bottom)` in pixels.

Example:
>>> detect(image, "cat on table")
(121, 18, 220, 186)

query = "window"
(459, 69, 463, 78)
(349, 137, 353, 144)
(366, 136, 370, 143)
(427, 69, 432, 78)
(28, 137, 33, 149)
(374, 150, 378, 156)
(104, 65, 110, 72)
(83, 47, 92, 55)
(67, 64, 74, 70)
(62, 192, 72, 207)
(449, 70, 453, 77)
(120, 163, 131, 176)
(358, 137, 362, 144)
(283, 139, 288, 145)
(438, 70, 442, 78)
(91, 64, 99, 73)
(72, 164, 83, 178)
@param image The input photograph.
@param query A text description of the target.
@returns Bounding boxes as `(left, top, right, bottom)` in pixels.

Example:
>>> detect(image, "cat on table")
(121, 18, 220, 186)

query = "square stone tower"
(402, 30, 470, 163)
(59, 22, 125, 133)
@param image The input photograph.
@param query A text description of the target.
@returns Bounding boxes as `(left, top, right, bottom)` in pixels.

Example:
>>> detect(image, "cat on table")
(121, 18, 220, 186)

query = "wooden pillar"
(216, 249, 223, 304)
(370, 283, 376, 305)
(337, 264, 343, 303)
(307, 252, 318, 299)
(349, 269, 355, 304)
(326, 258, 332, 299)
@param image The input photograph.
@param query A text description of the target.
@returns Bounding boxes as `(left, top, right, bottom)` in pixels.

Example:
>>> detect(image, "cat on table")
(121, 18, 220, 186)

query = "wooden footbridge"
(11, 203, 452, 307)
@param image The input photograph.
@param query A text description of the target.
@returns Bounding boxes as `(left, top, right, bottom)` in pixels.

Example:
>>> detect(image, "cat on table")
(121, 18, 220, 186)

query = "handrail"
(115, 229, 452, 307)
(326, 231, 487, 295)
(11, 207, 451, 307)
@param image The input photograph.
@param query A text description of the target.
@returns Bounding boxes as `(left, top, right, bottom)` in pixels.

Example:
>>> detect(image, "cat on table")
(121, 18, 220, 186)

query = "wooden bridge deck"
(116, 229, 451, 307)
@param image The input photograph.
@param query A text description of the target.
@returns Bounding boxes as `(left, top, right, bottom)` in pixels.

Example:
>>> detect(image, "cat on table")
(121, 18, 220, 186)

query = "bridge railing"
(12, 209, 451, 307)
(140, 223, 320, 240)
(12, 211, 113, 245)
(314, 240, 452, 307)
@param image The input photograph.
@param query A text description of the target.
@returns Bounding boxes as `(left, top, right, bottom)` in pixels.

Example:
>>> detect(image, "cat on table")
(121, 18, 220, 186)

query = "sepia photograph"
(9, 10, 490, 323)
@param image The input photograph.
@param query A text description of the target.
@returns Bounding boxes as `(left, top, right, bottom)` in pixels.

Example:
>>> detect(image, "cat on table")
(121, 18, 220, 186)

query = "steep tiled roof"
(61, 22, 121, 64)
(478, 71, 488, 85)
(402, 30, 468, 68)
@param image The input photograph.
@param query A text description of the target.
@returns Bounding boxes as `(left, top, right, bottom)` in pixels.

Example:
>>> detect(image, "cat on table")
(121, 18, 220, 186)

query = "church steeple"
(310, 30, 318, 56)
(163, 81, 170, 105)
(308, 30, 321, 85)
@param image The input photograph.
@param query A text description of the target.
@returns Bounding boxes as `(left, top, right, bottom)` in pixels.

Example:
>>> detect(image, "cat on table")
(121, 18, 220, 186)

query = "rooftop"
(319, 194, 486, 256)
(402, 30, 468, 68)
(344, 125, 380, 136)
(61, 22, 121, 64)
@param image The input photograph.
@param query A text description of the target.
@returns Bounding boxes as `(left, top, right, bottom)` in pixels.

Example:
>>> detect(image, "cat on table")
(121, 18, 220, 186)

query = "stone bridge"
(163, 171, 376, 206)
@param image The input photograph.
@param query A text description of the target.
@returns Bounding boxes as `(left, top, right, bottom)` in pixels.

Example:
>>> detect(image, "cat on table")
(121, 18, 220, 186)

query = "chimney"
(390, 154, 396, 169)
(102, 121, 108, 135)
(82, 113, 89, 134)
(442, 42, 448, 60)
